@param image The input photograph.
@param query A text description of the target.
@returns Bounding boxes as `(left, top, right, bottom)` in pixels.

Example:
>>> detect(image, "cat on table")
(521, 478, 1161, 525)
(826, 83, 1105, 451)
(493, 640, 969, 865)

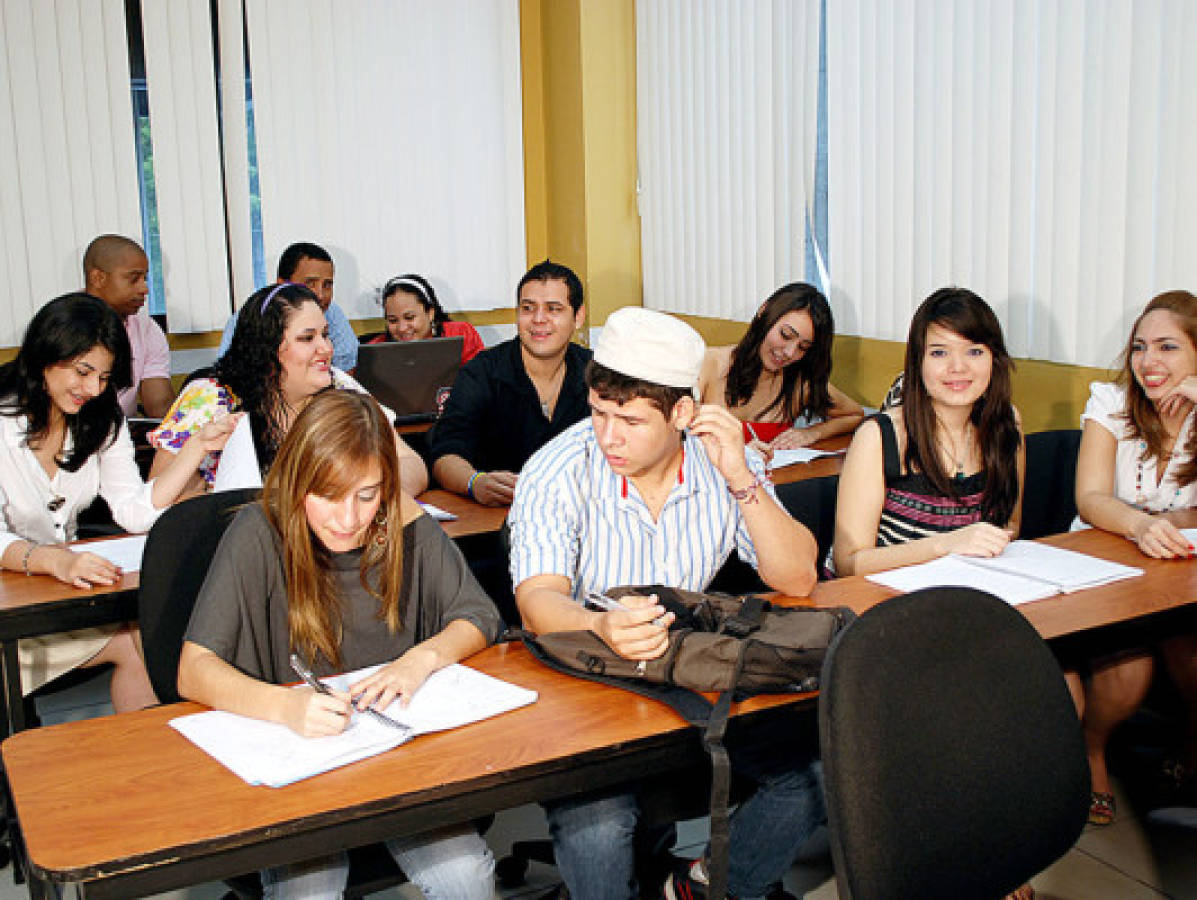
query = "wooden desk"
(418, 489, 508, 540)
(394, 420, 433, 436)
(3, 643, 804, 899)
(797, 527, 1197, 641)
(769, 434, 851, 485)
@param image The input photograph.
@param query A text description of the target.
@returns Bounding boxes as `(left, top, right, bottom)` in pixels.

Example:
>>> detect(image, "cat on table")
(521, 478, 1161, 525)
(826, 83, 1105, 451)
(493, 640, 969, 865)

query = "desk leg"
(0, 640, 25, 739)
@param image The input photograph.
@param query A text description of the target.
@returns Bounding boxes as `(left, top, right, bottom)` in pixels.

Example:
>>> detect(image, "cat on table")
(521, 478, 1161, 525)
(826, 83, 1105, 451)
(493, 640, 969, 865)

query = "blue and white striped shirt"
(509, 420, 776, 601)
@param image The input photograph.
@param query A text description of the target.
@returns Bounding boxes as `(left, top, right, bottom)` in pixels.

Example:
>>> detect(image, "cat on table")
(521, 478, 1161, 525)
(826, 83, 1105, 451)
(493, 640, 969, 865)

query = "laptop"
(354, 337, 463, 425)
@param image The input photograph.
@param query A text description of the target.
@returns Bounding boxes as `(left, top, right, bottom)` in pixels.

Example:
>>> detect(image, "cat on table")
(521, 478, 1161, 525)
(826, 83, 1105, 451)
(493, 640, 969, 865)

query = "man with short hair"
(218, 242, 358, 371)
(428, 259, 591, 506)
(508, 307, 822, 900)
(83, 234, 174, 418)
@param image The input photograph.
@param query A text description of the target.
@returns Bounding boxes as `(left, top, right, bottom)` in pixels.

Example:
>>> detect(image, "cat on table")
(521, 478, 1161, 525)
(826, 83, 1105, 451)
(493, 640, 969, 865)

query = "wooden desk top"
(797, 527, 1197, 641)
(418, 489, 508, 539)
(769, 434, 851, 485)
(4, 642, 803, 888)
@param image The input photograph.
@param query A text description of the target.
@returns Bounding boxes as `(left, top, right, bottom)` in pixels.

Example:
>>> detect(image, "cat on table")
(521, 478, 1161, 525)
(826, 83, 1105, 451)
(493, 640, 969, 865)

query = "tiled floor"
(6, 671, 1195, 899)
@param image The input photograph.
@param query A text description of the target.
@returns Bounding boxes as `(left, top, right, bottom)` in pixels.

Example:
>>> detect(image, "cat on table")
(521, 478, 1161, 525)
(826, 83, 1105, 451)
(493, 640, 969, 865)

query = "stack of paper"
(79, 535, 147, 572)
(418, 501, 457, 522)
(866, 540, 1143, 606)
(769, 447, 838, 468)
(171, 663, 537, 787)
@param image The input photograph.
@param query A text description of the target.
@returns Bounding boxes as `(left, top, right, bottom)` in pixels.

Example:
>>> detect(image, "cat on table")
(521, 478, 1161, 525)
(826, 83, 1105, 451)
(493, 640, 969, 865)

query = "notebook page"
(958, 540, 1142, 592)
(769, 447, 836, 468)
(77, 535, 147, 572)
(171, 663, 537, 787)
(865, 555, 1059, 606)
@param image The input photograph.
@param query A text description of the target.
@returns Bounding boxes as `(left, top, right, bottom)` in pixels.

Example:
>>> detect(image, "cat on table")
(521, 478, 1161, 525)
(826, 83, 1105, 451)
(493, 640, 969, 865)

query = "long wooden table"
(3, 643, 805, 899)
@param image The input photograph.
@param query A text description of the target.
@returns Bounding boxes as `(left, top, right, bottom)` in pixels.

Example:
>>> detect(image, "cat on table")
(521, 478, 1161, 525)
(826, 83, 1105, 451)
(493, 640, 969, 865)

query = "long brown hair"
(1120, 290, 1197, 487)
(725, 283, 834, 422)
(262, 390, 405, 668)
(901, 287, 1021, 525)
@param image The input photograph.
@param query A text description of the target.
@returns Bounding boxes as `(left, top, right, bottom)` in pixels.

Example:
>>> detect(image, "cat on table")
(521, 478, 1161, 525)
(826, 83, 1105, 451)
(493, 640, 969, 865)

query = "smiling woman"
(149, 283, 428, 495)
(370, 273, 485, 364)
(699, 282, 863, 456)
(0, 294, 236, 709)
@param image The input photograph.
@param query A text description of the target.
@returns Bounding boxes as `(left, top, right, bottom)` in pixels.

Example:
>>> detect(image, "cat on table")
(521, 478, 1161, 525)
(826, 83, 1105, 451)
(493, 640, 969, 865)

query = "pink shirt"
(118, 313, 171, 417)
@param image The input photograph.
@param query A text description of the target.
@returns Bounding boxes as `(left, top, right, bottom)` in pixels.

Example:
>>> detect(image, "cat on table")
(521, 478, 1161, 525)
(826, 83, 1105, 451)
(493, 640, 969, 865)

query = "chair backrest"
(775, 474, 839, 572)
(138, 488, 260, 703)
(819, 586, 1089, 900)
(1020, 429, 1082, 539)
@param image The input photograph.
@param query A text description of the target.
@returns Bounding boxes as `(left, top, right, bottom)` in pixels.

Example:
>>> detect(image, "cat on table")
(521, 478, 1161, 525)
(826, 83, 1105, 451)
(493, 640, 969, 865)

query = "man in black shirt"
(429, 260, 591, 506)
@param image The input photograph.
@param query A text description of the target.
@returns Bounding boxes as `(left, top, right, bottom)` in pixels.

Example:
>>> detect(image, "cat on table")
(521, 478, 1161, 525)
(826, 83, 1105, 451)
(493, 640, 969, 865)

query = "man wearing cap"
(508, 307, 821, 900)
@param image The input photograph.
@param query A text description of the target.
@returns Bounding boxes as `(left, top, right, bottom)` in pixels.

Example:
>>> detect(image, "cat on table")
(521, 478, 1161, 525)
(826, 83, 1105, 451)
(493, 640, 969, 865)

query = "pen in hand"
(290, 654, 412, 734)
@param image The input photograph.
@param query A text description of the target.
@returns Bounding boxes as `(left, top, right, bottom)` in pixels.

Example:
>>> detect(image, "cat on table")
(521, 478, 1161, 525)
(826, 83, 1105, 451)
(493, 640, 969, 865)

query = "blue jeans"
(545, 737, 824, 900)
(260, 823, 494, 899)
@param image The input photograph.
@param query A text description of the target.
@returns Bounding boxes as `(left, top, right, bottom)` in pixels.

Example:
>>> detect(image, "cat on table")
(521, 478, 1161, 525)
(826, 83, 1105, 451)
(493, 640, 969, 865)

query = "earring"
(373, 510, 388, 546)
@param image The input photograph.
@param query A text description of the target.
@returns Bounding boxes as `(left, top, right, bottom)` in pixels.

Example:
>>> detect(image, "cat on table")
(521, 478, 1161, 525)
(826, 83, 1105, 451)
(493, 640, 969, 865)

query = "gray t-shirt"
(186, 503, 502, 681)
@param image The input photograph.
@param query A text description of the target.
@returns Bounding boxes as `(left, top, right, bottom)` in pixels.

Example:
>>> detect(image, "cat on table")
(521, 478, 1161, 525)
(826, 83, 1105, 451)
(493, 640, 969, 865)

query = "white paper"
(769, 447, 836, 468)
(171, 663, 537, 787)
(76, 535, 148, 572)
(866, 556, 1059, 606)
(418, 502, 457, 522)
(865, 541, 1144, 606)
(961, 540, 1142, 592)
(1181, 528, 1197, 544)
(212, 415, 263, 493)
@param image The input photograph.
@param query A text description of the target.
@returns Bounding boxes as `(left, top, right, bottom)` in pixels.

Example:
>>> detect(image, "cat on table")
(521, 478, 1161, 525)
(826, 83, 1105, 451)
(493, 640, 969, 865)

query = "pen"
(745, 422, 761, 445)
(585, 592, 669, 628)
(288, 654, 412, 735)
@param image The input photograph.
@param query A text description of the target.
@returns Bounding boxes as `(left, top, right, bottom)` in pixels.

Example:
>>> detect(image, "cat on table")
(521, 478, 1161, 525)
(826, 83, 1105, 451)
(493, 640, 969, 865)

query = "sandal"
(1088, 790, 1116, 826)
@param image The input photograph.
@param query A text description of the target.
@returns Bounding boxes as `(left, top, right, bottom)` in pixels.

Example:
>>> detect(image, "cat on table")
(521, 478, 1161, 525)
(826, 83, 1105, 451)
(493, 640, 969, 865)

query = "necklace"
(939, 426, 972, 482)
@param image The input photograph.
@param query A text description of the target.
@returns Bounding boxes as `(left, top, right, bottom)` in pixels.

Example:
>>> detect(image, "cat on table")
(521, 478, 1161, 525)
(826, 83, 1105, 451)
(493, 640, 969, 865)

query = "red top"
(367, 319, 485, 364)
(741, 421, 789, 444)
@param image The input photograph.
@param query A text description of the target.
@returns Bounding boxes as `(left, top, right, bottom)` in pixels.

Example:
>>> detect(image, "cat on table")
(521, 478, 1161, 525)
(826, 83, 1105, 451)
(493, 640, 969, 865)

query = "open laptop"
(354, 337, 463, 425)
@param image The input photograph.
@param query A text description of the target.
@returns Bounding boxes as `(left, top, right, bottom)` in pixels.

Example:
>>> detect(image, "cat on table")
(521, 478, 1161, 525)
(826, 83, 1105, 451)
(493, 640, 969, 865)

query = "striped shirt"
(509, 420, 776, 601)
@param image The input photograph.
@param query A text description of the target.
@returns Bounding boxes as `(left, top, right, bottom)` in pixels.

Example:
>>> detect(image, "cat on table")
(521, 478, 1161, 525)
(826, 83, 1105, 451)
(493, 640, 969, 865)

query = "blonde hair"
(1120, 291, 1197, 488)
(262, 390, 405, 668)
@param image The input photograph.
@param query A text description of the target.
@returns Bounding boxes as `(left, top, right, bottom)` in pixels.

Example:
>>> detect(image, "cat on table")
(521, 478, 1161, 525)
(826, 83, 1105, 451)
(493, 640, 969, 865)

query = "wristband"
(466, 471, 483, 499)
(728, 473, 763, 505)
(21, 541, 39, 576)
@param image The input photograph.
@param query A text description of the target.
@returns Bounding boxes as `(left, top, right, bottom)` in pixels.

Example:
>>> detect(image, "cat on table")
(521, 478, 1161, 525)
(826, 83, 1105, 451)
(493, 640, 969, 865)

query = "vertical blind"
(244, 0, 526, 317)
(142, 0, 232, 332)
(0, 0, 141, 345)
(827, 0, 1197, 368)
(636, 0, 821, 321)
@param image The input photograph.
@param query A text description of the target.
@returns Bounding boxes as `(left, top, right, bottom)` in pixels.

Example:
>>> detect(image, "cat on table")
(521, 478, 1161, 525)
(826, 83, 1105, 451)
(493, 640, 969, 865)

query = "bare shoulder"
(699, 346, 734, 400)
(399, 491, 423, 526)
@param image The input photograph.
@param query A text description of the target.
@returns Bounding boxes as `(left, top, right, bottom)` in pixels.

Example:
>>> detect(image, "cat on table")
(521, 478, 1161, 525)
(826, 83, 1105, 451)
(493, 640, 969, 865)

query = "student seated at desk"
(178, 390, 499, 900)
(0, 295, 236, 709)
(509, 307, 820, 900)
(1073, 290, 1197, 825)
(698, 282, 863, 460)
(833, 288, 1025, 577)
(149, 282, 427, 495)
(368, 273, 484, 364)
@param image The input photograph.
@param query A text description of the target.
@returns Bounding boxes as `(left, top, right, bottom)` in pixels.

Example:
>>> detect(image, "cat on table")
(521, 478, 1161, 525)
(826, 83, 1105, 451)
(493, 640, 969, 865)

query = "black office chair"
(819, 586, 1089, 900)
(138, 488, 410, 899)
(1020, 429, 1082, 539)
(776, 474, 839, 577)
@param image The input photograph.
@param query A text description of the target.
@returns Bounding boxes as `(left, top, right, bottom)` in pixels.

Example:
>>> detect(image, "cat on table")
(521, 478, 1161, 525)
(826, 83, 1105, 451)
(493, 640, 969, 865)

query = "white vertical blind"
(636, 0, 821, 321)
(828, 0, 1197, 368)
(217, 0, 255, 308)
(141, 0, 231, 333)
(244, 0, 526, 317)
(0, 0, 140, 345)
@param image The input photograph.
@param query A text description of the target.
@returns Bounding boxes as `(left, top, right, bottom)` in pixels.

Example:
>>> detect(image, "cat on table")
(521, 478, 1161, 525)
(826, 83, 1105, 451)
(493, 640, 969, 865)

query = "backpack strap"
(719, 593, 766, 638)
(703, 639, 751, 900)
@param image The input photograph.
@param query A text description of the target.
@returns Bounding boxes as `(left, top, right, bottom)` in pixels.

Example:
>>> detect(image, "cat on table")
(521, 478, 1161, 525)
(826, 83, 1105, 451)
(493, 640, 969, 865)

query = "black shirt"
(427, 338, 592, 474)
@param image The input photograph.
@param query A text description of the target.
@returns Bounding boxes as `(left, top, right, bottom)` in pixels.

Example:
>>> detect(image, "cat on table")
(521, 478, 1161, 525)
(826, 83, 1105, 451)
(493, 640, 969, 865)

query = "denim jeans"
(260, 823, 494, 899)
(544, 735, 824, 900)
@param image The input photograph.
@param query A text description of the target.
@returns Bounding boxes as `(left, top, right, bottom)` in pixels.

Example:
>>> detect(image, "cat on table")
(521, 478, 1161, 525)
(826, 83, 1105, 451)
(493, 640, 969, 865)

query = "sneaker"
(663, 859, 735, 900)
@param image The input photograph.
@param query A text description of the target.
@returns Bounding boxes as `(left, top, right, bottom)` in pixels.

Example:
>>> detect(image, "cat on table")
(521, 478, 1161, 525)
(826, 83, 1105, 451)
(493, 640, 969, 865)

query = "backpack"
(518, 584, 855, 899)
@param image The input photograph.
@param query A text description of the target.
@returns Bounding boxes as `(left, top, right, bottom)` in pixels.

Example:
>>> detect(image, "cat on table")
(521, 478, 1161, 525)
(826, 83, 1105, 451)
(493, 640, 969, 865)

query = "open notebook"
(866, 540, 1143, 606)
(171, 663, 537, 787)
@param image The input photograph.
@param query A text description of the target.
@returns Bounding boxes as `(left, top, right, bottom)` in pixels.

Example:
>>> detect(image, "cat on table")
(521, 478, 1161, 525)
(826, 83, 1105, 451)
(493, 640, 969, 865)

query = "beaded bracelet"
(466, 471, 484, 499)
(728, 473, 763, 505)
(21, 541, 39, 576)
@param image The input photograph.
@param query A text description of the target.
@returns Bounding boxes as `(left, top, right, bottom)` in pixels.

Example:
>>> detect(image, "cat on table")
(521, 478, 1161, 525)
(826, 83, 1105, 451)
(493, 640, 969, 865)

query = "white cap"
(593, 307, 706, 391)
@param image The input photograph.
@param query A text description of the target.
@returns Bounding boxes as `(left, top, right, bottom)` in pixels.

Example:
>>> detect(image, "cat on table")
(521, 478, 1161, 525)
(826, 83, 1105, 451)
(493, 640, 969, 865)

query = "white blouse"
(0, 409, 158, 556)
(1079, 381, 1197, 513)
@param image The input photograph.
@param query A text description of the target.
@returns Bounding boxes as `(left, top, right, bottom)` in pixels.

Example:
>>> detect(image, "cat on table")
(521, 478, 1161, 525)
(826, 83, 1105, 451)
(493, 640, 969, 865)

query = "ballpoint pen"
(289, 653, 412, 735)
